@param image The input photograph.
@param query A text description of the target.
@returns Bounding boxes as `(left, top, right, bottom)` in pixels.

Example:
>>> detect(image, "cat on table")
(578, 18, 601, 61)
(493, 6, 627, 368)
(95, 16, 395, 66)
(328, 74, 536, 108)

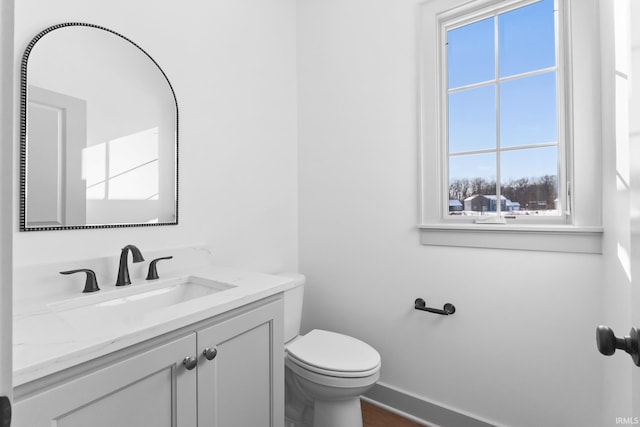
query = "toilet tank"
(281, 274, 305, 343)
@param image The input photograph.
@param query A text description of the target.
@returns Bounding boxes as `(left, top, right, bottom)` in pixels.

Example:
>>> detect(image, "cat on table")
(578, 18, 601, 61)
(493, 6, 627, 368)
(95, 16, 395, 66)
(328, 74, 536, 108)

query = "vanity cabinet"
(13, 298, 284, 427)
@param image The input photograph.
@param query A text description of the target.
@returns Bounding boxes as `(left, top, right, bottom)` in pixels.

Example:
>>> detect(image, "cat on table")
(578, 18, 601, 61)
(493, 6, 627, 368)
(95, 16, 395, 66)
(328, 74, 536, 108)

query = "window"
(445, 0, 564, 223)
(419, 0, 603, 252)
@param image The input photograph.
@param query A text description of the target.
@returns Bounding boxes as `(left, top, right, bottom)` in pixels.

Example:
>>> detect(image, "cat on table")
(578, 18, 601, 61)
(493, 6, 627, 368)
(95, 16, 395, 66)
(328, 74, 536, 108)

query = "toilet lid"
(285, 329, 381, 375)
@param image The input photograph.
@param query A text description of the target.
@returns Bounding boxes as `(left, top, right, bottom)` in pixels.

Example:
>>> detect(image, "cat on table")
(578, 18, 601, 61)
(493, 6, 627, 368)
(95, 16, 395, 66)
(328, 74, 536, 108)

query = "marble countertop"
(13, 259, 302, 387)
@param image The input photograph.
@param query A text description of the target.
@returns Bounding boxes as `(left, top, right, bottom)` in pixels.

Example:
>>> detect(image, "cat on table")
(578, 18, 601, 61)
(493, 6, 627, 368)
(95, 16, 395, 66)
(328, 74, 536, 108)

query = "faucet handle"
(146, 256, 173, 280)
(60, 269, 100, 293)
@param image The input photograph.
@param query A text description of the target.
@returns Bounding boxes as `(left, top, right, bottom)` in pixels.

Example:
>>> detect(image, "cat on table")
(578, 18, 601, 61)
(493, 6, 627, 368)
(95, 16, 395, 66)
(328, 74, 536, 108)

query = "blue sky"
(446, 0, 558, 184)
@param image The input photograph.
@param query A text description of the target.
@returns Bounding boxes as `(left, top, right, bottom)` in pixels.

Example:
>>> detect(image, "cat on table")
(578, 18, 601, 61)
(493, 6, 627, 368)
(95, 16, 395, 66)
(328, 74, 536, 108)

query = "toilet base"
(313, 397, 363, 427)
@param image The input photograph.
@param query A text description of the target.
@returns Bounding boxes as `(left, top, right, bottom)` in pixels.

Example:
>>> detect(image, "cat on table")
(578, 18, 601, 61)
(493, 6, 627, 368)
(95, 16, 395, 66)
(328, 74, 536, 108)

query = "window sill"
(419, 224, 603, 253)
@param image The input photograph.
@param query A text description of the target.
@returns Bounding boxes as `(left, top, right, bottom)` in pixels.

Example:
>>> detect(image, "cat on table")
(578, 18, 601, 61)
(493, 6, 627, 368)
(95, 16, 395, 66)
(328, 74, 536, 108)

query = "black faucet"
(115, 245, 145, 286)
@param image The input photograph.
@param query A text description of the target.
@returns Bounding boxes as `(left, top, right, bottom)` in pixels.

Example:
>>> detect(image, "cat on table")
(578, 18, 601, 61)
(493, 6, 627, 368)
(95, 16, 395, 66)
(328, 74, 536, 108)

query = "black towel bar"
(414, 298, 455, 315)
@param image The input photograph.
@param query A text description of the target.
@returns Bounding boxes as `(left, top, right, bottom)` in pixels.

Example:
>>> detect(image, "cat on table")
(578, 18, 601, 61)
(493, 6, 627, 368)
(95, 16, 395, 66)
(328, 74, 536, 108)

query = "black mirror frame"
(20, 22, 179, 231)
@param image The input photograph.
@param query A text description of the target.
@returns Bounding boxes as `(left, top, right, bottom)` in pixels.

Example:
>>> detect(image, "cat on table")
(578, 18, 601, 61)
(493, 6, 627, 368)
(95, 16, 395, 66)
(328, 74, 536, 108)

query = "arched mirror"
(20, 23, 178, 231)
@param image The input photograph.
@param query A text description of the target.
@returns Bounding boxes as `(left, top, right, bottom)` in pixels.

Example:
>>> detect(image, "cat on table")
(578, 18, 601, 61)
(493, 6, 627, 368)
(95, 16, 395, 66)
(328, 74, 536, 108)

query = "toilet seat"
(285, 329, 381, 378)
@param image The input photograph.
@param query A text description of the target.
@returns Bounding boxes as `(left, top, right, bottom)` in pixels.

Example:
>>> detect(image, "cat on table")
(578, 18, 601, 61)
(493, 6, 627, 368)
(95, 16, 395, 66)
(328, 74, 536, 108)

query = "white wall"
(13, 0, 298, 274)
(297, 0, 603, 425)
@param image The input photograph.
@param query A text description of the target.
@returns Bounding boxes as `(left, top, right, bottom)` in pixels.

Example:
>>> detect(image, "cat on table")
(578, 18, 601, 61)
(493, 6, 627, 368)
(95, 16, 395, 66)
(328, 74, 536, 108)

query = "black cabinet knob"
(183, 356, 197, 371)
(203, 347, 218, 361)
(596, 325, 640, 366)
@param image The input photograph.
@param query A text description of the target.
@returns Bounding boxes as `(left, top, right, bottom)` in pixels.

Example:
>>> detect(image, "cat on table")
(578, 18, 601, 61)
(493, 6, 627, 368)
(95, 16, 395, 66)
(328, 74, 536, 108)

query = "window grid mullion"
(450, 141, 559, 157)
(448, 66, 557, 94)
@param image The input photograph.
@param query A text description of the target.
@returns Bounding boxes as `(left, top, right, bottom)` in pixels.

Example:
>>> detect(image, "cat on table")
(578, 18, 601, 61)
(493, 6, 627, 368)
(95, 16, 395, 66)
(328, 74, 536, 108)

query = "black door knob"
(596, 325, 640, 366)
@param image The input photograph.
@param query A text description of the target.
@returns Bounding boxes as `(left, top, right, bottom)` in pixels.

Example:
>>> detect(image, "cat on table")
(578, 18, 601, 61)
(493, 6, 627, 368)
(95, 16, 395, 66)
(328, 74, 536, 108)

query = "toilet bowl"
(282, 276, 381, 427)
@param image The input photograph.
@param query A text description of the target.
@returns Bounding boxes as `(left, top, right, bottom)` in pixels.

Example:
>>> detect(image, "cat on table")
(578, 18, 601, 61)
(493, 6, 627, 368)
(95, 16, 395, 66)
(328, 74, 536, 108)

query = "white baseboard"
(363, 382, 501, 427)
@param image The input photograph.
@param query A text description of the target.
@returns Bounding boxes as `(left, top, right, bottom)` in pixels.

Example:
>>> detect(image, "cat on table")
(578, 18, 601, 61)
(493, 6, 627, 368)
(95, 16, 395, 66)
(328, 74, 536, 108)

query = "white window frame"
(418, 0, 603, 253)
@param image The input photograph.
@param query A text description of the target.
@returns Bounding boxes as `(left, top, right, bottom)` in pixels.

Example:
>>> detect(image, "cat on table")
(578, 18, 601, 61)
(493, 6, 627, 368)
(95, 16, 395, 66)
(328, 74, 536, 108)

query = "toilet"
(283, 276, 381, 427)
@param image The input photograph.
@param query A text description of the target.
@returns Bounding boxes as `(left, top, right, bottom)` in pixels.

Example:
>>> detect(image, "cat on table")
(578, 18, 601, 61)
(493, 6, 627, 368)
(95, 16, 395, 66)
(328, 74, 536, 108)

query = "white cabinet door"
(197, 300, 284, 427)
(13, 334, 197, 427)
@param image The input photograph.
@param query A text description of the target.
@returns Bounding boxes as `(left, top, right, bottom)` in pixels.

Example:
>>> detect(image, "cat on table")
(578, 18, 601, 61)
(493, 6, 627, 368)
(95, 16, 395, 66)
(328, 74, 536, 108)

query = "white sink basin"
(49, 276, 235, 328)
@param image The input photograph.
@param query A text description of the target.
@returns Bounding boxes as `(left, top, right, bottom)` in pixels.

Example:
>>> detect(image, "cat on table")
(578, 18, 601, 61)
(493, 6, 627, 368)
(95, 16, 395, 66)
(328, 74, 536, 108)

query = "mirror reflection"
(21, 23, 178, 231)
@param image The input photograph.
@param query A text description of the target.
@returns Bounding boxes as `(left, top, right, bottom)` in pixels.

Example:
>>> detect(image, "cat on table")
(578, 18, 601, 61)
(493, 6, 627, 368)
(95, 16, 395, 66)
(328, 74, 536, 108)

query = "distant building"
(464, 194, 507, 212)
(506, 200, 520, 211)
(448, 199, 463, 212)
(525, 201, 547, 210)
(463, 194, 520, 212)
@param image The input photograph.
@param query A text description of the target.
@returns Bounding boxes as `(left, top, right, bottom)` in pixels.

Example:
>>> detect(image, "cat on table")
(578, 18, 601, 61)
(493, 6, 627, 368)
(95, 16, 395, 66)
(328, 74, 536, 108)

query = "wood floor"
(361, 400, 426, 427)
